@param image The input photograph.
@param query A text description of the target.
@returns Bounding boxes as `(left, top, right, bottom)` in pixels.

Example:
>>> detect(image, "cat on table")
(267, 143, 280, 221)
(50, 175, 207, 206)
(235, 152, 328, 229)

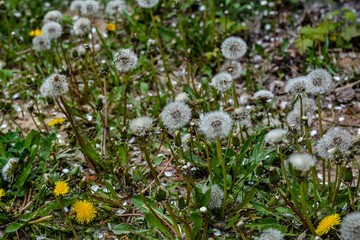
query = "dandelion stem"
(300, 181, 316, 235)
(232, 81, 239, 108)
(332, 163, 344, 206)
(30, 112, 42, 133)
(317, 93, 326, 190)
(210, 0, 216, 45)
(347, 185, 356, 212)
(150, 54, 162, 107)
(204, 139, 213, 182)
(149, 8, 175, 98)
(216, 137, 227, 219)
(123, 72, 130, 126)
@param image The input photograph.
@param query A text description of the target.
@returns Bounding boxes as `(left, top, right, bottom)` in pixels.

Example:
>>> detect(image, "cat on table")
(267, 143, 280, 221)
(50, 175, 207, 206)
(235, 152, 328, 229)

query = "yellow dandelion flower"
(107, 23, 116, 31)
(48, 118, 65, 127)
(72, 200, 97, 224)
(315, 214, 341, 236)
(29, 29, 42, 37)
(54, 181, 69, 196)
(0, 189, 5, 201)
(121, 236, 129, 240)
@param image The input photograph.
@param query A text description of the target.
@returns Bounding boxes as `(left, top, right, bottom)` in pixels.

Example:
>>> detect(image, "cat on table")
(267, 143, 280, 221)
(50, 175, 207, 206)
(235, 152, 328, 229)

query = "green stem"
(300, 181, 316, 235)
(332, 163, 344, 206)
(123, 73, 130, 126)
(232, 81, 239, 108)
(150, 54, 162, 107)
(347, 185, 356, 212)
(216, 138, 227, 219)
(204, 139, 213, 182)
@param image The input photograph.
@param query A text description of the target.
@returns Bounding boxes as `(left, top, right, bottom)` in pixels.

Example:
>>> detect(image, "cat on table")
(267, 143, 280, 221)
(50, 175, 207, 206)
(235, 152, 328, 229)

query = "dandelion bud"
(70, 166, 80, 176)
(232, 134, 240, 147)
(69, 134, 77, 146)
(136, 0, 159, 8)
(221, 36, 247, 60)
(268, 196, 279, 207)
(44, 174, 54, 187)
(269, 167, 280, 185)
(200, 206, 207, 213)
(101, 62, 109, 74)
(41, 22, 62, 39)
(343, 165, 354, 183)
(132, 167, 144, 182)
(26, 101, 35, 113)
(155, 186, 167, 202)
(174, 131, 182, 147)
(178, 195, 186, 209)
(255, 161, 265, 178)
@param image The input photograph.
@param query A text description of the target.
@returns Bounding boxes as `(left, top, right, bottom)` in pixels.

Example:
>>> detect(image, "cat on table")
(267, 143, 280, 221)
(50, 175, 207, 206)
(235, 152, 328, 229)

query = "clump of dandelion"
(306, 69, 333, 94)
(221, 36, 247, 60)
(54, 181, 69, 196)
(41, 22, 62, 39)
(294, 98, 316, 116)
(284, 76, 308, 94)
(286, 109, 312, 132)
(1, 158, 19, 182)
(175, 92, 190, 103)
(211, 72, 233, 92)
(129, 116, 153, 137)
(264, 129, 287, 145)
(201, 185, 224, 210)
(106, 0, 126, 15)
(258, 228, 284, 240)
(288, 153, 316, 172)
(113, 49, 138, 72)
(199, 111, 233, 141)
(74, 17, 91, 36)
(220, 61, 243, 79)
(33, 35, 51, 52)
(81, 0, 99, 15)
(315, 214, 341, 236)
(253, 90, 274, 101)
(43, 10, 62, 23)
(40, 74, 69, 98)
(72, 200, 97, 224)
(70, 1, 84, 11)
(339, 212, 360, 240)
(0, 188, 5, 201)
(316, 128, 352, 159)
(160, 102, 192, 129)
(136, 0, 159, 8)
(232, 107, 251, 127)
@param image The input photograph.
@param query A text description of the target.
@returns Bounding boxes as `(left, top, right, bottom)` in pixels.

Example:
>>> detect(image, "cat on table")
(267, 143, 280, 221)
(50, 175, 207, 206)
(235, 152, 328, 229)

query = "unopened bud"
(343, 165, 354, 183)
(44, 174, 54, 187)
(269, 167, 280, 185)
(200, 206, 207, 213)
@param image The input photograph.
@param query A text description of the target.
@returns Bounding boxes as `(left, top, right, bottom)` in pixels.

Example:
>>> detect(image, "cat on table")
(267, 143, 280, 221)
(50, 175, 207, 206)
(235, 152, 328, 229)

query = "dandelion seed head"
(294, 98, 316, 116)
(286, 109, 312, 131)
(316, 128, 352, 159)
(2, 158, 19, 182)
(40, 74, 69, 98)
(106, 0, 126, 15)
(258, 228, 284, 240)
(129, 116, 153, 137)
(72, 200, 97, 224)
(175, 92, 190, 103)
(284, 76, 308, 94)
(41, 22, 62, 39)
(70, 1, 84, 11)
(306, 69, 333, 94)
(113, 49, 138, 72)
(201, 184, 224, 210)
(253, 90, 274, 101)
(81, 0, 99, 15)
(33, 35, 51, 51)
(221, 36, 247, 60)
(340, 212, 360, 240)
(316, 214, 341, 236)
(74, 17, 91, 36)
(220, 61, 243, 79)
(160, 102, 192, 129)
(232, 107, 251, 127)
(199, 111, 233, 141)
(181, 133, 191, 151)
(211, 72, 233, 92)
(44, 10, 62, 23)
(264, 129, 287, 145)
(288, 153, 316, 172)
(136, 0, 159, 8)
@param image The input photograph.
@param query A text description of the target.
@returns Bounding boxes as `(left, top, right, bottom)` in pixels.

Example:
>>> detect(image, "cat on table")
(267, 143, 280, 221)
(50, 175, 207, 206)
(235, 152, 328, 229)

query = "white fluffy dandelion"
(211, 72, 233, 92)
(294, 98, 316, 116)
(81, 0, 99, 15)
(33, 35, 51, 51)
(306, 69, 333, 94)
(40, 74, 69, 98)
(220, 61, 243, 79)
(253, 90, 274, 101)
(286, 109, 312, 131)
(2, 158, 19, 182)
(258, 228, 284, 240)
(316, 128, 352, 159)
(340, 212, 360, 240)
(288, 153, 316, 172)
(41, 22, 62, 39)
(106, 0, 126, 15)
(137, 0, 159, 8)
(232, 107, 251, 127)
(201, 184, 224, 210)
(160, 102, 192, 129)
(74, 17, 91, 36)
(199, 111, 233, 141)
(221, 36, 247, 60)
(284, 76, 308, 94)
(264, 129, 287, 145)
(43, 10, 62, 23)
(113, 49, 138, 72)
(129, 116, 153, 137)
(175, 92, 190, 103)
(70, 1, 84, 11)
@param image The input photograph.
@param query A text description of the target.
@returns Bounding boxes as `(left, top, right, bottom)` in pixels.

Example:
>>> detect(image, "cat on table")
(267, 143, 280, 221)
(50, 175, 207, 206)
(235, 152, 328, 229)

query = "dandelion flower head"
(0, 189, 5, 201)
(41, 22, 62, 39)
(74, 17, 91, 36)
(54, 181, 69, 196)
(29, 29, 42, 37)
(107, 23, 116, 31)
(316, 214, 341, 236)
(306, 68, 333, 94)
(72, 200, 97, 224)
(175, 92, 190, 103)
(70, 1, 84, 11)
(44, 10, 62, 23)
(253, 90, 274, 101)
(221, 36, 247, 60)
(264, 129, 287, 145)
(258, 228, 284, 240)
(220, 61, 243, 79)
(340, 212, 360, 240)
(232, 107, 251, 127)
(160, 101, 192, 130)
(201, 184, 224, 210)
(199, 111, 233, 141)
(294, 97, 316, 116)
(81, 0, 100, 15)
(286, 109, 312, 132)
(106, 0, 126, 15)
(316, 128, 352, 159)
(113, 49, 138, 73)
(137, 0, 159, 8)
(129, 116, 153, 137)
(48, 118, 65, 127)
(2, 157, 19, 182)
(33, 35, 51, 51)
(288, 153, 316, 172)
(211, 72, 233, 93)
(40, 74, 69, 98)
(284, 76, 308, 94)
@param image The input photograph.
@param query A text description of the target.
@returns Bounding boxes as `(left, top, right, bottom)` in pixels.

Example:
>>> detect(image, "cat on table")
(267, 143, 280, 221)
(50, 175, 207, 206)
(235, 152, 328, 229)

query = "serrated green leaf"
(6, 222, 24, 233)
(294, 37, 313, 54)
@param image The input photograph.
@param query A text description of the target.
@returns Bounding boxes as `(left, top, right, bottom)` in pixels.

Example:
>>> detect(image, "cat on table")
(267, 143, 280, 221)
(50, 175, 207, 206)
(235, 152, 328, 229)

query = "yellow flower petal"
(0, 189, 5, 201)
(72, 200, 97, 224)
(54, 181, 69, 196)
(315, 214, 341, 236)
(48, 118, 66, 127)
(107, 23, 116, 31)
